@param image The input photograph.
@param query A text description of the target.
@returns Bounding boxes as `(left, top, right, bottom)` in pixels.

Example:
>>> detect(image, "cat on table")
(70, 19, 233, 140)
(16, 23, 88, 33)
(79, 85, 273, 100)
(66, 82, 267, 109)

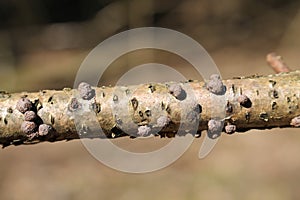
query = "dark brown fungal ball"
(208, 119, 223, 133)
(225, 124, 236, 134)
(21, 121, 37, 134)
(78, 82, 95, 100)
(169, 84, 186, 100)
(290, 116, 300, 127)
(137, 125, 151, 137)
(156, 115, 170, 127)
(24, 111, 37, 121)
(16, 98, 33, 114)
(238, 94, 252, 108)
(206, 74, 225, 95)
(169, 84, 182, 98)
(207, 119, 223, 139)
(38, 124, 53, 136)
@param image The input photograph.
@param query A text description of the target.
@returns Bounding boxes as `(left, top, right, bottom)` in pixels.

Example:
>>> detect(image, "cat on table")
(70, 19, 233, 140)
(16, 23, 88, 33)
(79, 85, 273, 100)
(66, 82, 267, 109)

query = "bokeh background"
(0, 0, 300, 199)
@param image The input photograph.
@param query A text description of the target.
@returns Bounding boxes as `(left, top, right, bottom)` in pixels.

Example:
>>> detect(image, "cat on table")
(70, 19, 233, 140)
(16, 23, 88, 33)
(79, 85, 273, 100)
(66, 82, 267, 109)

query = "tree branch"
(266, 52, 291, 73)
(1, 71, 300, 147)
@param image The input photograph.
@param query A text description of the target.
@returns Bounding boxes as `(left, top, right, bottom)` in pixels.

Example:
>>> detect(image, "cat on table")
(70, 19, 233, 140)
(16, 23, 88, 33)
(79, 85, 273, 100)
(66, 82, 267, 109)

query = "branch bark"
(1, 71, 300, 147)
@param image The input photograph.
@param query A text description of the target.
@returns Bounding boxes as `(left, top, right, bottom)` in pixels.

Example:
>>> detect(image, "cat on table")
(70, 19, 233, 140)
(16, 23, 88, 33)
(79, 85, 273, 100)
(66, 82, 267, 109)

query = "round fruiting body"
(21, 121, 37, 134)
(16, 98, 33, 114)
(78, 82, 95, 100)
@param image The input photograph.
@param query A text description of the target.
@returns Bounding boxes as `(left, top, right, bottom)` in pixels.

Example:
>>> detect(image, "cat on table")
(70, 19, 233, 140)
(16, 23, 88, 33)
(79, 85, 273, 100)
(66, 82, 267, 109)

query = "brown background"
(0, 0, 300, 199)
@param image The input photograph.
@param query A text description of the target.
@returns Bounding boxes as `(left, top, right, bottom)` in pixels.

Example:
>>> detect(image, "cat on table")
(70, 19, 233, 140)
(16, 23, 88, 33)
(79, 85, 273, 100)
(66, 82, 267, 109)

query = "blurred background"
(0, 0, 300, 199)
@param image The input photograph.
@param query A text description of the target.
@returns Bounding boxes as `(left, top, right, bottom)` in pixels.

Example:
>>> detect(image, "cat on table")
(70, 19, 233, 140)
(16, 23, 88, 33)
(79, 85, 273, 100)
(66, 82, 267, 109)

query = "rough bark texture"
(1, 71, 300, 147)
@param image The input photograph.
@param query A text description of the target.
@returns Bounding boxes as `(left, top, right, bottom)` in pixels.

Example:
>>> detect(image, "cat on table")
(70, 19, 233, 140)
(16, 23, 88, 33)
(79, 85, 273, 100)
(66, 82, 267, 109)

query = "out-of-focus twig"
(266, 52, 291, 73)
